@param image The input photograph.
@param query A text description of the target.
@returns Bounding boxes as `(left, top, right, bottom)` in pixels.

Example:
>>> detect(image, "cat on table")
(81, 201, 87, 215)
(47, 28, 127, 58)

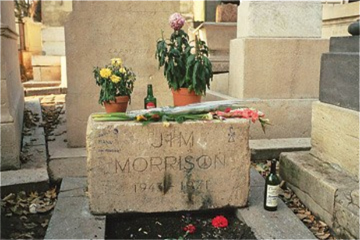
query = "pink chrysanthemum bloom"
(169, 13, 185, 30)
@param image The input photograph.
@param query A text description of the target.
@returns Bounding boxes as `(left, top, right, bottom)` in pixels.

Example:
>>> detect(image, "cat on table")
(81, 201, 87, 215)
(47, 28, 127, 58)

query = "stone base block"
(211, 73, 229, 95)
(33, 66, 61, 81)
(229, 38, 329, 99)
(280, 151, 359, 239)
(237, 1, 322, 38)
(320, 48, 359, 111)
(204, 92, 316, 140)
(311, 101, 359, 179)
(87, 117, 250, 214)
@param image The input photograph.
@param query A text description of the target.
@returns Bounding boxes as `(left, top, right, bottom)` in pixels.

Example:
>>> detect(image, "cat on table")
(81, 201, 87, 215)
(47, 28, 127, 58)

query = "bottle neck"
(270, 160, 277, 174)
(147, 85, 153, 96)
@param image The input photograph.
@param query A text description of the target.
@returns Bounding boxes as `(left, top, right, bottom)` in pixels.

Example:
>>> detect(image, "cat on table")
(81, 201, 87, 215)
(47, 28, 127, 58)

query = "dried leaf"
(303, 218, 313, 223)
(24, 222, 38, 229)
(10, 205, 23, 215)
(319, 221, 327, 227)
(41, 219, 49, 228)
(3, 193, 15, 202)
(20, 215, 28, 221)
(36, 202, 55, 213)
(5, 212, 12, 217)
(296, 213, 307, 220)
(45, 188, 57, 199)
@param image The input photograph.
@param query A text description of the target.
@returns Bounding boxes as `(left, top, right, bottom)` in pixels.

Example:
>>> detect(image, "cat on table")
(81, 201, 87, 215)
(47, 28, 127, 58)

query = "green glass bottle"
(144, 84, 157, 109)
(264, 159, 281, 211)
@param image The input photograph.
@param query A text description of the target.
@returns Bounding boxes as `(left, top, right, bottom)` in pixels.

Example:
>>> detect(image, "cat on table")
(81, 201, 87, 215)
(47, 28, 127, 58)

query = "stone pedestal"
(87, 117, 250, 214)
(227, 0, 328, 139)
(229, 38, 328, 99)
(65, 1, 181, 147)
(280, 35, 360, 239)
(1, 1, 25, 170)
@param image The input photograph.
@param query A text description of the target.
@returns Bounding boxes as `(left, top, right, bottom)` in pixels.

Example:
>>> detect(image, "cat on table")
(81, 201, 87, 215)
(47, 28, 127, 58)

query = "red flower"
(183, 224, 196, 234)
(224, 107, 232, 113)
(212, 215, 228, 228)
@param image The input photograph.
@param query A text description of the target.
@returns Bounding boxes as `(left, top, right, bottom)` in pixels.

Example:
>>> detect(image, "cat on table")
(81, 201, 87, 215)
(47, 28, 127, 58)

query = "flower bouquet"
(155, 13, 213, 106)
(93, 58, 136, 113)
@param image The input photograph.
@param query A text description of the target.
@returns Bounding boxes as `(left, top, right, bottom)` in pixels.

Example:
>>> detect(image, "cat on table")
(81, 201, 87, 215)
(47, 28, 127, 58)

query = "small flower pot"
(172, 88, 201, 106)
(103, 96, 129, 113)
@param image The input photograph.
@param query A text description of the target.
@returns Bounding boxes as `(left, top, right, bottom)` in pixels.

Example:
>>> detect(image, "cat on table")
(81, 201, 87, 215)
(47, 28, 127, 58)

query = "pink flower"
(212, 215, 228, 228)
(169, 13, 185, 30)
(183, 224, 196, 234)
(251, 110, 259, 123)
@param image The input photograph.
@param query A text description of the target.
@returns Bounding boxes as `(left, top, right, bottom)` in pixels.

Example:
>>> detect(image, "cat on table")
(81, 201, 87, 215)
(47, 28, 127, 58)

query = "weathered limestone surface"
(319, 37, 359, 111)
(311, 101, 359, 179)
(1, 1, 25, 170)
(229, 38, 329, 99)
(204, 93, 316, 140)
(66, 1, 181, 147)
(87, 118, 250, 214)
(237, 1, 322, 38)
(280, 151, 359, 239)
(211, 73, 229, 95)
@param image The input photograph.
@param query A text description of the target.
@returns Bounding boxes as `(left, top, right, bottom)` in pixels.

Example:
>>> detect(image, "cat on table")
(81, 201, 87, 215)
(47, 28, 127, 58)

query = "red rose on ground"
(212, 215, 228, 228)
(183, 224, 196, 234)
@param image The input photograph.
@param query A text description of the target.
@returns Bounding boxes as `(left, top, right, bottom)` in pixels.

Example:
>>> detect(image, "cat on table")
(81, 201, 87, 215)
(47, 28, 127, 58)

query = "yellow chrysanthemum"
(111, 58, 122, 67)
(110, 75, 121, 83)
(119, 67, 126, 74)
(99, 68, 112, 78)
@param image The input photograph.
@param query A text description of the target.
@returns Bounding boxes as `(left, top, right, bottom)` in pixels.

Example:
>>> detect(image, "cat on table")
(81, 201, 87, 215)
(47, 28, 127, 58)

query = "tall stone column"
(1, 1, 25, 170)
(228, 1, 329, 139)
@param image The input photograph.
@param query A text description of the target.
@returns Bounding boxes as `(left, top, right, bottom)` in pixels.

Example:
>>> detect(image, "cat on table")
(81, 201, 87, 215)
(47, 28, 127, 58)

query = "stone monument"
(65, 1, 182, 147)
(225, 1, 329, 139)
(1, 1, 25, 170)
(87, 118, 250, 214)
(280, 23, 359, 239)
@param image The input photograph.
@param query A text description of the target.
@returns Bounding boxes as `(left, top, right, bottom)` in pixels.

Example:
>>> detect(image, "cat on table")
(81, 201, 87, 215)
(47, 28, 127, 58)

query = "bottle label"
(146, 102, 156, 109)
(266, 185, 279, 207)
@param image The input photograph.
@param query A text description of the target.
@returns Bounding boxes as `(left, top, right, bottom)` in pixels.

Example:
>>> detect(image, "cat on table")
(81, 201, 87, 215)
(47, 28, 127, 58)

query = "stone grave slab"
(87, 117, 250, 214)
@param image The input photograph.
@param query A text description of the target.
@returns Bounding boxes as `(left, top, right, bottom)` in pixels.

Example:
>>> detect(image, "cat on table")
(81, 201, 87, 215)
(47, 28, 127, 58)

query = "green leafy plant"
(155, 13, 213, 95)
(93, 58, 136, 105)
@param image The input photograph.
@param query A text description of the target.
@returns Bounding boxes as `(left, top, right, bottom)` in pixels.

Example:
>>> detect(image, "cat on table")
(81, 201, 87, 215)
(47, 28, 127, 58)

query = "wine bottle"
(264, 159, 280, 211)
(144, 84, 157, 109)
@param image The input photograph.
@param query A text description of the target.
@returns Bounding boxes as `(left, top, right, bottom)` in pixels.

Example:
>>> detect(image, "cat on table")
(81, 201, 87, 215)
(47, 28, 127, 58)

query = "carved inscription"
(151, 131, 194, 148)
(133, 180, 210, 193)
(115, 153, 226, 173)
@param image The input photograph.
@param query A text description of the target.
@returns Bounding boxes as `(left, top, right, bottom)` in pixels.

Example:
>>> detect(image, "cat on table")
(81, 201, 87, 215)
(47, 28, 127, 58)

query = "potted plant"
(93, 58, 136, 113)
(155, 13, 213, 106)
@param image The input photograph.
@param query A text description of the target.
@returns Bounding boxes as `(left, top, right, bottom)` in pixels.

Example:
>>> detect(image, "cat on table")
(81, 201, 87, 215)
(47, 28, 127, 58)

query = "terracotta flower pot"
(103, 96, 129, 113)
(171, 88, 201, 106)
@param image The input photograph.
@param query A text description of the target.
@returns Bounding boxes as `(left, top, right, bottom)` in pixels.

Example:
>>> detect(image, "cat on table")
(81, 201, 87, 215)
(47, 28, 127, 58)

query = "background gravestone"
(65, 1, 181, 147)
(1, 1, 25, 170)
